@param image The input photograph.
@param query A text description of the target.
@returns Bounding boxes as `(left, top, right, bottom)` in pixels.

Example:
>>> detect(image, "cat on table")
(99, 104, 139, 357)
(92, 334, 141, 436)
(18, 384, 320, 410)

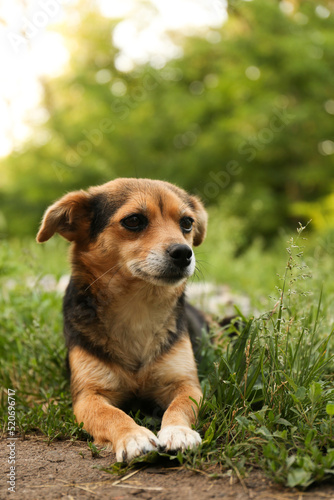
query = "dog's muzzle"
(128, 244, 195, 285)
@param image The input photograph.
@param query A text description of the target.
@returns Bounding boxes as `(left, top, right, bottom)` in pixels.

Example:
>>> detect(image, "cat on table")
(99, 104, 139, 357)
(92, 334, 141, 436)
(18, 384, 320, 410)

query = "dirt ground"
(1, 436, 334, 500)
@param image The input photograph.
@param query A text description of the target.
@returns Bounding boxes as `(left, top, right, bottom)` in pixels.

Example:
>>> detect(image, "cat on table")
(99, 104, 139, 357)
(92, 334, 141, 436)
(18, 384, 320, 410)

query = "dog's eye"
(180, 216, 194, 233)
(121, 214, 148, 232)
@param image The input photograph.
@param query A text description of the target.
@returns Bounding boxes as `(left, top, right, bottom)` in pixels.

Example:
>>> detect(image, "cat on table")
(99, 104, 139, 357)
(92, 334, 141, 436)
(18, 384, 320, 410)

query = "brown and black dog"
(37, 178, 208, 462)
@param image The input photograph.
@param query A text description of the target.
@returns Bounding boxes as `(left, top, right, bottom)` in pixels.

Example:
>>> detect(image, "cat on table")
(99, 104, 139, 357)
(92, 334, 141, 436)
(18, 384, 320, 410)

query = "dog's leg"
(153, 337, 203, 452)
(73, 393, 159, 462)
(157, 384, 203, 452)
(69, 346, 158, 462)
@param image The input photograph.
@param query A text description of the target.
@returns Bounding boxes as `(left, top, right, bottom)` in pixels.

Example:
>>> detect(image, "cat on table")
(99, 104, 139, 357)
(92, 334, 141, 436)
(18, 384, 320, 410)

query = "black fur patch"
(121, 396, 165, 417)
(63, 278, 112, 364)
(159, 293, 188, 356)
(65, 351, 71, 377)
(186, 197, 196, 211)
(63, 278, 97, 329)
(185, 302, 208, 362)
(157, 194, 164, 215)
(89, 193, 128, 240)
(176, 292, 187, 333)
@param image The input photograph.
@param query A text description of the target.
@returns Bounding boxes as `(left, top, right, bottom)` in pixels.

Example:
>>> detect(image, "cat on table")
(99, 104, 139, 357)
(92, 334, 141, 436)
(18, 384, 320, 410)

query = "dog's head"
(37, 178, 207, 287)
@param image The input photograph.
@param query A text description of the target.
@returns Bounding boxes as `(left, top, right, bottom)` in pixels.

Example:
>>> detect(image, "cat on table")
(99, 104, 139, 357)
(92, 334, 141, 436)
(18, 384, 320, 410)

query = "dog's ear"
(36, 190, 92, 243)
(190, 195, 208, 246)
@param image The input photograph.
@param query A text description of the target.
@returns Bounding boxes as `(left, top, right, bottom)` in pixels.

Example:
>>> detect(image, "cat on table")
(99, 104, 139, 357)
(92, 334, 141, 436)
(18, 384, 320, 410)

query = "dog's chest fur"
(64, 277, 187, 372)
(104, 292, 183, 368)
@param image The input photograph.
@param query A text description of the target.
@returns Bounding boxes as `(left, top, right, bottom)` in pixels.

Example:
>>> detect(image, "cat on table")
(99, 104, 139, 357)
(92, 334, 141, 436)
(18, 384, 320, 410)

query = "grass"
(0, 225, 334, 488)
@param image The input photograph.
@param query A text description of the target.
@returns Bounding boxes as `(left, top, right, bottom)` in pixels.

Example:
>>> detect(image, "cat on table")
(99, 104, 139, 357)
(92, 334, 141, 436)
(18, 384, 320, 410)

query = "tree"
(1, 0, 334, 245)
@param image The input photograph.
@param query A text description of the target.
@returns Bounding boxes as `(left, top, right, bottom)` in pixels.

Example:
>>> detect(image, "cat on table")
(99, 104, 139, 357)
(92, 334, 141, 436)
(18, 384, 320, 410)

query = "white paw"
(115, 427, 159, 463)
(158, 425, 201, 452)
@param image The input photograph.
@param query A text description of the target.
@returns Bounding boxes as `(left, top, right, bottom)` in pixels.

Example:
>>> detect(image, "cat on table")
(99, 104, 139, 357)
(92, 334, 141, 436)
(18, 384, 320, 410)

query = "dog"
(36, 178, 208, 462)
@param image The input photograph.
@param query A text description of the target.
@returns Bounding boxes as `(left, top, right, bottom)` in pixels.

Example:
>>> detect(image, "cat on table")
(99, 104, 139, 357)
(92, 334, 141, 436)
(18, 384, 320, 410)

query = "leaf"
(268, 410, 275, 422)
(236, 416, 250, 428)
(204, 420, 216, 444)
(286, 455, 296, 468)
(308, 382, 322, 404)
(304, 430, 315, 447)
(129, 450, 181, 466)
(273, 430, 287, 439)
(295, 386, 307, 401)
(276, 418, 292, 427)
(287, 468, 313, 488)
(326, 403, 334, 416)
(255, 426, 272, 438)
(105, 450, 182, 475)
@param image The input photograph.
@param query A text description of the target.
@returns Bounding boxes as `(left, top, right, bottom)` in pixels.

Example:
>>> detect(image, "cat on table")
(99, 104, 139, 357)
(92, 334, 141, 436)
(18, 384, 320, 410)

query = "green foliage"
(0, 238, 81, 442)
(193, 226, 334, 487)
(87, 440, 106, 458)
(1, 0, 334, 247)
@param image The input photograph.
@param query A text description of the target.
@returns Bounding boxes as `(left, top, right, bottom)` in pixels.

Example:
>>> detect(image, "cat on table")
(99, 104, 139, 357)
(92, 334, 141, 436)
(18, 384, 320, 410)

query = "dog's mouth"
(128, 260, 194, 286)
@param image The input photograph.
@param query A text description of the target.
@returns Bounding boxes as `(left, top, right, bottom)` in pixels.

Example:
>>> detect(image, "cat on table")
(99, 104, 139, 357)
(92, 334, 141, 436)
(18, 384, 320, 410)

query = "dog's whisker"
(192, 265, 205, 282)
(195, 258, 212, 269)
(85, 263, 124, 292)
(196, 266, 206, 278)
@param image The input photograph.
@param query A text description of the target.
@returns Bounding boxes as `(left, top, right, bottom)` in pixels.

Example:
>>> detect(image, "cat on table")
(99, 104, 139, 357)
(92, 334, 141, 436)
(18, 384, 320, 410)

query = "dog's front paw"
(158, 425, 201, 452)
(115, 426, 159, 463)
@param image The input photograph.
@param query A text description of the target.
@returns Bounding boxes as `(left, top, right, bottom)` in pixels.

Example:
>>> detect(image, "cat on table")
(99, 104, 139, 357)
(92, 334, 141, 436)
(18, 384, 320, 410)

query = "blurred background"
(1, 0, 334, 304)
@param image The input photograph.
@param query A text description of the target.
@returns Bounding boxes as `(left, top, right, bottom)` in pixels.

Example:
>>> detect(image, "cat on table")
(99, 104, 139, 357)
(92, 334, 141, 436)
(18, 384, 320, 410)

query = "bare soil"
(1, 436, 334, 500)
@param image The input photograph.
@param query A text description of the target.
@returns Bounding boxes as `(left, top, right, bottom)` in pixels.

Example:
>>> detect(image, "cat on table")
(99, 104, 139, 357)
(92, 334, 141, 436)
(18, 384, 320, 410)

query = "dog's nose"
(167, 244, 193, 268)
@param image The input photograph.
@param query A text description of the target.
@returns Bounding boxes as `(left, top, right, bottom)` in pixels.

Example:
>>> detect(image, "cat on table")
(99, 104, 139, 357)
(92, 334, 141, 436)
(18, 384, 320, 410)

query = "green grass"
(0, 226, 334, 488)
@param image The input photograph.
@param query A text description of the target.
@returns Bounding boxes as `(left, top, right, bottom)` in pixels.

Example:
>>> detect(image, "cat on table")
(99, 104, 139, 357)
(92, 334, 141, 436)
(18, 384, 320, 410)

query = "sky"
(0, 0, 227, 159)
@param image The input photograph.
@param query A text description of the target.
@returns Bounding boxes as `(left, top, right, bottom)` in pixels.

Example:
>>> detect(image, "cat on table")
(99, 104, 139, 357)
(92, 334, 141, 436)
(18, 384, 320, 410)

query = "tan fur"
(37, 178, 208, 461)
